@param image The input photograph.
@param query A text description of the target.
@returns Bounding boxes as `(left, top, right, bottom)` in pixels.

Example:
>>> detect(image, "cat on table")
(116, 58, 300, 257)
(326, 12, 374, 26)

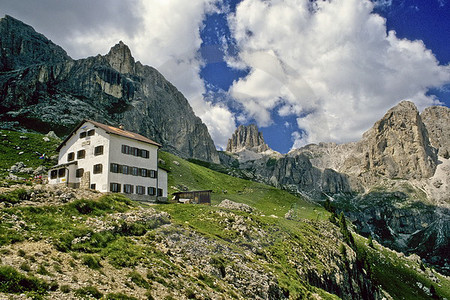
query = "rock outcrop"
(421, 105, 450, 159)
(0, 15, 219, 163)
(0, 15, 70, 71)
(226, 124, 270, 153)
(358, 101, 437, 180)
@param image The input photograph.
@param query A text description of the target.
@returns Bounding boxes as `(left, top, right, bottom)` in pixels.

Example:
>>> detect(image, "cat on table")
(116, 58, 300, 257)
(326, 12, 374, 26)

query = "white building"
(48, 120, 168, 202)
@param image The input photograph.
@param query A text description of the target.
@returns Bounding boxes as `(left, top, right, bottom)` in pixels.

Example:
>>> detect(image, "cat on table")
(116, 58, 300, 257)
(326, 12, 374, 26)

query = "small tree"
(339, 212, 355, 248)
(430, 284, 439, 299)
(367, 234, 374, 248)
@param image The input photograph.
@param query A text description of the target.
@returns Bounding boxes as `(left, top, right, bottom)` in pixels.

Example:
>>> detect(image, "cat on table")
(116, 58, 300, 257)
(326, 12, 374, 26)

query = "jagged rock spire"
(226, 124, 270, 153)
(105, 41, 135, 74)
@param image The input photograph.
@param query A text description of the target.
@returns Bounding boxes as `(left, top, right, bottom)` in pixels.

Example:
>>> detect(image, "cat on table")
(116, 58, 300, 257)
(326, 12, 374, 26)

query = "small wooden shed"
(173, 190, 212, 205)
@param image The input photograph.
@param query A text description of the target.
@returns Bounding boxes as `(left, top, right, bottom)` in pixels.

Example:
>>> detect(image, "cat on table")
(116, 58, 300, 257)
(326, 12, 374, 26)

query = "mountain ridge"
(0, 15, 219, 163)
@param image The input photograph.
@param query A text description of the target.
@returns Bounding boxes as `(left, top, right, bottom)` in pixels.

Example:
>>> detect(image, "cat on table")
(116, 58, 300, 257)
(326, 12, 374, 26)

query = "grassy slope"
(160, 151, 323, 220)
(1, 132, 449, 299)
(158, 151, 450, 300)
(0, 129, 60, 179)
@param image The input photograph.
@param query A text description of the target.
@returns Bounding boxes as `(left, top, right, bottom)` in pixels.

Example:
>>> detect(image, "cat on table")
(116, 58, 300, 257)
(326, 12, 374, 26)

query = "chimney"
(119, 124, 124, 130)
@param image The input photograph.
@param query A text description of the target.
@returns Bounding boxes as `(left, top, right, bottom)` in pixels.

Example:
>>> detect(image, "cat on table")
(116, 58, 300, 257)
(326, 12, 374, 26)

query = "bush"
(129, 271, 150, 288)
(106, 292, 139, 299)
(60, 284, 71, 293)
(70, 194, 132, 215)
(20, 262, 31, 272)
(0, 265, 49, 294)
(82, 254, 102, 270)
(74, 286, 103, 299)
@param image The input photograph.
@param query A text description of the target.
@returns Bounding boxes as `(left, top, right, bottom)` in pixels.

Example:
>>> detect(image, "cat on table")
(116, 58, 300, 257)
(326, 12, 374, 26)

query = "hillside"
(1, 131, 450, 299)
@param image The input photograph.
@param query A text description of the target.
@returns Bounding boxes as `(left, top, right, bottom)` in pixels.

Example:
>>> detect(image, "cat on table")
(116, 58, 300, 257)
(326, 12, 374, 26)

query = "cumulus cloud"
(227, 0, 450, 149)
(0, 0, 236, 149)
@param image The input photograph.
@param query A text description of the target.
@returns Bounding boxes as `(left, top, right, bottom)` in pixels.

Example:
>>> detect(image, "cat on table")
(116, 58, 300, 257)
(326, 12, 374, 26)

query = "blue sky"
(1, 0, 449, 153)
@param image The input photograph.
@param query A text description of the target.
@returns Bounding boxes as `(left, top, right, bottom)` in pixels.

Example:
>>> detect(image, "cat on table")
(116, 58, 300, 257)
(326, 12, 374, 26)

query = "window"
(148, 187, 156, 196)
(110, 183, 121, 193)
(90, 184, 96, 190)
(79, 131, 87, 138)
(141, 150, 149, 158)
(122, 165, 129, 175)
(76, 168, 84, 178)
(132, 147, 139, 156)
(131, 167, 138, 176)
(94, 145, 104, 156)
(139, 168, 148, 177)
(121, 145, 130, 154)
(93, 164, 103, 174)
(68, 152, 75, 162)
(110, 163, 119, 173)
(124, 184, 134, 194)
(150, 170, 157, 178)
(77, 149, 85, 159)
(88, 129, 95, 136)
(136, 185, 145, 195)
(50, 170, 57, 179)
(58, 168, 66, 178)
(157, 188, 163, 197)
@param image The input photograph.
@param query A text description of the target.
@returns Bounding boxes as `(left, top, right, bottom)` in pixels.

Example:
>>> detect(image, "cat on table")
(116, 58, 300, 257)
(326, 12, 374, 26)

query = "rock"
(42, 137, 50, 142)
(217, 199, 255, 213)
(45, 131, 59, 139)
(19, 136, 28, 140)
(421, 105, 450, 159)
(359, 101, 438, 180)
(0, 16, 219, 163)
(226, 124, 270, 153)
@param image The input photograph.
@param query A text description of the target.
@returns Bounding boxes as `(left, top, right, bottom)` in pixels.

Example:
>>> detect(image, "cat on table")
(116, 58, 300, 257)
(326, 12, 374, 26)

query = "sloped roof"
(57, 119, 161, 151)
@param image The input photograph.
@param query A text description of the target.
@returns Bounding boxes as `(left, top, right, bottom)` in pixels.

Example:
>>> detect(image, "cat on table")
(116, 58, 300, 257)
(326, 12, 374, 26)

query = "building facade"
(48, 120, 168, 202)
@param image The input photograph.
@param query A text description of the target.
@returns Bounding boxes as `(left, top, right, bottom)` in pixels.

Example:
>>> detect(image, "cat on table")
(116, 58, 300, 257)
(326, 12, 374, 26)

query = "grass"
(159, 151, 323, 219)
(1, 132, 449, 299)
(0, 265, 49, 295)
(0, 129, 60, 180)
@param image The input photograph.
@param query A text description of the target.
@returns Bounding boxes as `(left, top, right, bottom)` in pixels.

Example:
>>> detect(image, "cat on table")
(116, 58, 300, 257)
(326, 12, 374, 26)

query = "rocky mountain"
(226, 124, 270, 153)
(421, 105, 450, 159)
(221, 101, 450, 274)
(0, 15, 219, 163)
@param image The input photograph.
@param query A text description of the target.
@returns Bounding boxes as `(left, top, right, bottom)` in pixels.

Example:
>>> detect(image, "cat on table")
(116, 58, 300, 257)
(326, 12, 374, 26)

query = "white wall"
(158, 168, 168, 198)
(108, 133, 160, 196)
(57, 122, 111, 192)
(54, 121, 167, 199)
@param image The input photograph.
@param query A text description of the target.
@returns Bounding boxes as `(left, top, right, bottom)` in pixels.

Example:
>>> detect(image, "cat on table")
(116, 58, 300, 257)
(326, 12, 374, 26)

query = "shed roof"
(172, 190, 213, 196)
(57, 119, 161, 151)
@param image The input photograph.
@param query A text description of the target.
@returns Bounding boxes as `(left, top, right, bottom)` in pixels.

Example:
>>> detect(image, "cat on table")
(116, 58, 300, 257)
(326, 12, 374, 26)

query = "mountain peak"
(361, 100, 438, 179)
(105, 41, 135, 74)
(226, 124, 270, 153)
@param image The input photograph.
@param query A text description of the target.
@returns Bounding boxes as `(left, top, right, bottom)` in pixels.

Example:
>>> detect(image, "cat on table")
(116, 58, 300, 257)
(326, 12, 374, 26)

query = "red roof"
(57, 119, 161, 150)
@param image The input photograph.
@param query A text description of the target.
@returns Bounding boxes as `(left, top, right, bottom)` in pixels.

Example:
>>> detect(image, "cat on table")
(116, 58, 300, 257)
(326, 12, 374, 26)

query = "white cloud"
(227, 0, 450, 149)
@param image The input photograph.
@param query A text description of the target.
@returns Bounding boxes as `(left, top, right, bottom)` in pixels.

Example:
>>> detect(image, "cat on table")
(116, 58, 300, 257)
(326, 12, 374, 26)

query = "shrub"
(0, 189, 29, 204)
(37, 264, 52, 276)
(0, 265, 49, 294)
(129, 271, 150, 288)
(17, 249, 26, 257)
(82, 254, 102, 270)
(74, 286, 103, 299)
(106, 292, 139, 299)
(20, 262, 31, 272)
(60, 284, 71, 293)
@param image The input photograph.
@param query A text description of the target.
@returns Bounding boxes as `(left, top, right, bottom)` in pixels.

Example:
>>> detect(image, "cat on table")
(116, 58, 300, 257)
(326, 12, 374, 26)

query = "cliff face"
(0, 15, 70, 71)
(421, 105, 450, 159)
(226, 124, 270, 153)
(359, 101, 437, 180)
(0, 16, 219, 163)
